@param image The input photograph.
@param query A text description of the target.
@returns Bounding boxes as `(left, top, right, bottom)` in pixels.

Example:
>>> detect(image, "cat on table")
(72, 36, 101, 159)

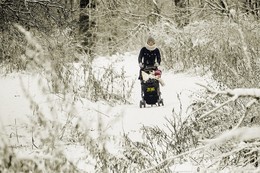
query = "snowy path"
(90, 53, 207, 141)
(0, 53, 208, 140)
(0, 52, 209, 171)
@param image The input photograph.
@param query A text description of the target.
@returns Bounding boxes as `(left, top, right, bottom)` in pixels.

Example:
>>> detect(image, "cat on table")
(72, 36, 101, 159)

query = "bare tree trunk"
(174, 0, 190, 27)
(174, 0, 186, 8)
(79, 0, 96, 56)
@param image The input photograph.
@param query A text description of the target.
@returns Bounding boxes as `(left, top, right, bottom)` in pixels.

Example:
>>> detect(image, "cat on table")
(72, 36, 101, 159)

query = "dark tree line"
(1, 0, 259, 32)
(0, 0, 75, 32)
(207, 0, 260, 17)
(1, 0, 260, 64)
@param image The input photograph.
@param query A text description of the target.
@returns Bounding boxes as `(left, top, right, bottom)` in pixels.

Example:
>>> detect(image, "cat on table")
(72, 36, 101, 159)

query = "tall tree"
(174, 0, 190, 27)
(79, 0, 96, 56)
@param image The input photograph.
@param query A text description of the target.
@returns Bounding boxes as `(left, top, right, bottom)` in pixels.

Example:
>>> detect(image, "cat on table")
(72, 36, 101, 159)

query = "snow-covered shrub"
(0, 26, 27, 73)
(188, 84, 260, 170)
(0, 25, 137, 172)
(83, 63, 134, 104)
(11, 24, 134, 104)
(0, 134, 79, 173)
(146, 15, 260, 89)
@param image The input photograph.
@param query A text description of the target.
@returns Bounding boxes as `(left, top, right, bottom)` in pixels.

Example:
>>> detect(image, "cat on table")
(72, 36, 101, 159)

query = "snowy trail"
(90, 53, 207, 142)
(0, 53, 207, 140)
(125, 75, 204, 139)
(0, 52, 209, 172)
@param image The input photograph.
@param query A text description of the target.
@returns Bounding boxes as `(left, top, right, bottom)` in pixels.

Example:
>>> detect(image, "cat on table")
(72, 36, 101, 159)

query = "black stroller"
(139, 66, 164, 108)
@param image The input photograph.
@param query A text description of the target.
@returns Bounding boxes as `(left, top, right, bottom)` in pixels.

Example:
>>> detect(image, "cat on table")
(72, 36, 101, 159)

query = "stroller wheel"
(140, 100, 146, 108)
(157, 99, 164, 107)
(161, 99, 164, 106)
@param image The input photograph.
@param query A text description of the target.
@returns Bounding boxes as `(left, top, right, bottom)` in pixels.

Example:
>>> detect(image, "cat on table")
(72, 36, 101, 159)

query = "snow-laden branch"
(140, 126, 260, 173)
(233, 99, 258, 129)
(196, 83, 260, 120)
(14, 24, 43, 54)
(199, 95, 238, 120)
(140, 146, 206, 173)
(152, 0, 158, 6)
(195, 83, 260, 140)
(196, 83, 260, 98)
(200, 126, 260, 145)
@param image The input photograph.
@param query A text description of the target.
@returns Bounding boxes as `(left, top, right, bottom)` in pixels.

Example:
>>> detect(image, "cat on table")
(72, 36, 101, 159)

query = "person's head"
(147, 36, 155, 46)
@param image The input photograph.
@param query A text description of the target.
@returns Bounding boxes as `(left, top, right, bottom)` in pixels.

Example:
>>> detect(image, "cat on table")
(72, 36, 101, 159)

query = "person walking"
(138, 36, 161, 80)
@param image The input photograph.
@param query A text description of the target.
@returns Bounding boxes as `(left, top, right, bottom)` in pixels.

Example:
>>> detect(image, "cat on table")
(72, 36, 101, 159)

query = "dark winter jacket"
(138, 47, 161, 67)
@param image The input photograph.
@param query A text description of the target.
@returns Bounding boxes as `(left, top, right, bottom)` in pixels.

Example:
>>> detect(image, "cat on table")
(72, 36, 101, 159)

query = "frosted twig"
(185, 93, 218, 120)
(205, 0, 227, 13)
(195, 83, 227, 95)
(198, 95, 238, 120)
(32, 128, 38, 149)
(152, 0, 157, 6)
(14, 24, 43, 53)
(233, 99, 258, 129)
(95, 109, 111, 118)
(200, 127, 260, 145)
(140, 145, 206, 173)
(196, 83, 260, 120)
(177, 93, 183, 120)
(15, 119, 19, 144)
(197, 83, 260, 98)
(206, 146, 244, 169)
(237, 26, 252, 75)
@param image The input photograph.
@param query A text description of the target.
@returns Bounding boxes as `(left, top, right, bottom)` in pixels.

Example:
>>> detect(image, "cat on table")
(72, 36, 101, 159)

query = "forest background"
(1, 0, 260, 172)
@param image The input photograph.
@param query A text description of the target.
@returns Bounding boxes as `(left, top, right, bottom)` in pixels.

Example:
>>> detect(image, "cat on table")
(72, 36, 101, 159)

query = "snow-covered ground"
(0, 52, 211, 172)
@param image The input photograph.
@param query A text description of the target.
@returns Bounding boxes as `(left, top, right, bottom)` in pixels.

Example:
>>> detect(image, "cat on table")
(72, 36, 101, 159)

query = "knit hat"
(147, 36, 155, 44)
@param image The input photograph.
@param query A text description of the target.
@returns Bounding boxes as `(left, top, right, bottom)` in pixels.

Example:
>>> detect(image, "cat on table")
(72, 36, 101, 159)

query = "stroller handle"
(143, 66, 157, 71)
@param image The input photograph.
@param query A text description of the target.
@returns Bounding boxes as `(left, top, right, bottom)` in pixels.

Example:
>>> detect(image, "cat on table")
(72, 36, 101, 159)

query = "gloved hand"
(154, 62, 159, 67)
(139, 63, 144, 68)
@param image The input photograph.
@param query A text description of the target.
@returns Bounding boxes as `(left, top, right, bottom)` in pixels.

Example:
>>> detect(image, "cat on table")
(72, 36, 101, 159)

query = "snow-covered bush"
(145, 14, 260, 89)
(10, 24, 134, 103)
(0, 26, 27, 73)
(0, 142, 79, 173)
(0, 25, 137, 172)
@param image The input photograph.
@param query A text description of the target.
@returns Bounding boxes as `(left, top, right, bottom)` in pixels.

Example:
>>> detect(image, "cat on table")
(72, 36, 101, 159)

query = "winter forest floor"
(0, 52, 216, 172)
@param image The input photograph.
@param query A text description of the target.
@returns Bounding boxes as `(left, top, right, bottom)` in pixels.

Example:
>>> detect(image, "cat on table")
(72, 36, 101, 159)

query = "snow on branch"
(233, 98, 258, 129)
(140, 126, 260, 173)
(14, 24, 43, 53)
(152, 0, 158, 6)
(200, 126, 260, 145)
(140, 146, 206, 173)
(196, 83, 260, 120)
(199, 95, 238, 120)
(196, 83, 260, 98)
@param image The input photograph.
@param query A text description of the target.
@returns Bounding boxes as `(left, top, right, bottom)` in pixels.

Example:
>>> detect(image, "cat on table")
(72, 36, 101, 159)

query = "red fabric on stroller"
(154, 70, 162, 77)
